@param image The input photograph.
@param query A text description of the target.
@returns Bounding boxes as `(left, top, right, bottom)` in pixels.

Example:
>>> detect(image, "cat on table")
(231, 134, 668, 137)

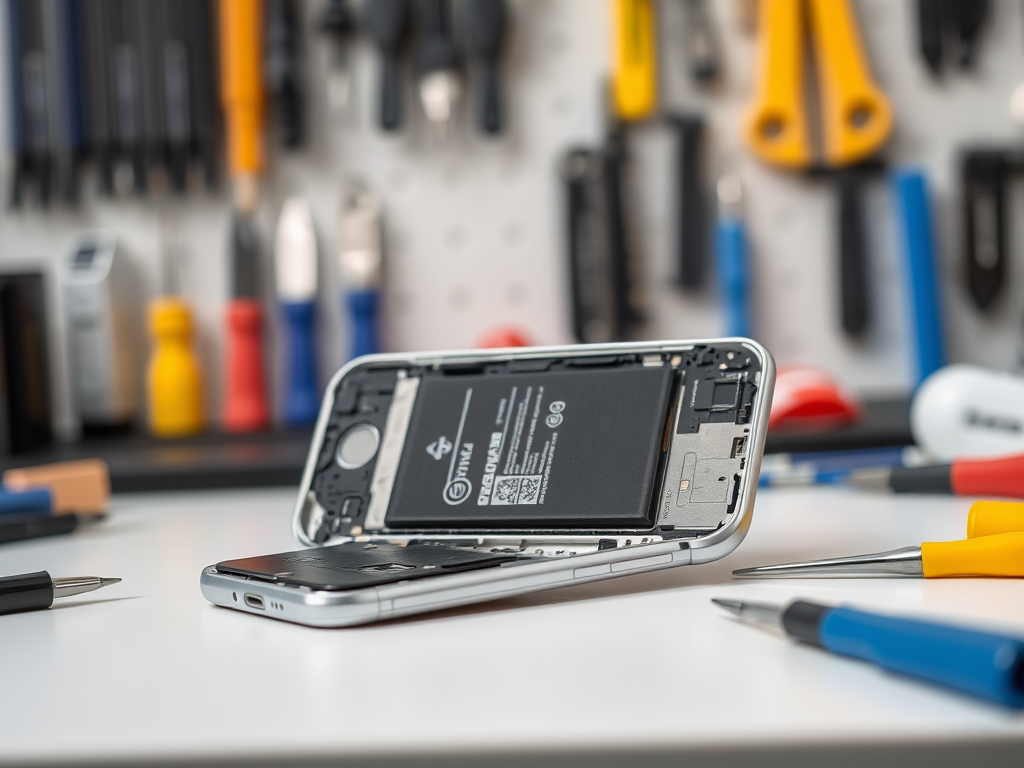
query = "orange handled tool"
(220, 0, 264, 211)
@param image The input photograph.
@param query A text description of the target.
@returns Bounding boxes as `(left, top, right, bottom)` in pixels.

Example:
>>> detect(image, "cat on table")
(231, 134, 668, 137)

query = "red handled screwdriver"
(848, 451, 1024, 499)
(224, 213, 269, 432)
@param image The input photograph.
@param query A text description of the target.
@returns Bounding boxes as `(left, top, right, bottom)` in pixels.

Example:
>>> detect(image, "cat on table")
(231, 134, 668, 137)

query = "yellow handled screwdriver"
(147, 211, 205, 437)
(733, 501, 1024, 579)
(610, 0, 657, 121)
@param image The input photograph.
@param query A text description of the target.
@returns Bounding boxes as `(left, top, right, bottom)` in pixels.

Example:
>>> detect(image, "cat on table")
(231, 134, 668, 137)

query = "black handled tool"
(836, 169, 870, 337)
(681, 0, 721, 84)
(265, 0, 304, 148)
(364, 0, 411, 131)
(917, 0, 943, 75)
(0, 570, 120, 616)
(670, 114, 706, 290)
(950, 0, 988, 69)
(961, 149, 1011, 311)
(416, 0, 462, 139)
(464, 0, 508, 135)
(184, 0, 219, 191)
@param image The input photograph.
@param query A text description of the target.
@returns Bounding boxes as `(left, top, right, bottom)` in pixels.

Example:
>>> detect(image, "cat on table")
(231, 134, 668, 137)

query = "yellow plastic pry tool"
(921, 533, 1024, 578)
(610, 0, 657, 121)
(743, 0, 893, 170)
(147, 297, 205, 437)
(968, 501, 1024, 539)
(220, 0, 265, 213)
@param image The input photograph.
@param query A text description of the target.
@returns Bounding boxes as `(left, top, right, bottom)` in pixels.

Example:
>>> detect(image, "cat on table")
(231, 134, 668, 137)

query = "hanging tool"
(610, 0, 657, 121)
(670, 114, 706, 289)
(743, 0, 893, 338)
(416, 0, 462, 140)
(220, 0, 264, 215)
(275, 198, 320, 426)
(7, 0, 52, 207)
(220, 0, 268, 432)
(265, 0, 304, 148)
(224, 212, 269, 432)
(464, 0, 508, 136)
(339, 185, 384, 360)
(154, 0, 191, 194)
(949, 0, 988, 69)
(562, 94, 645, 344)
(960, 149, 1024, 312)
(712, 598, 1024, 708)
(892, 168, 945, 386)
(715, 174, 750, 338)
(184, 0, 220, 191)
(846, 451, 1024, 500)
(364, 0, 411, 131)
(680, 0, 721, 84)
(916, 0, 943, 75)
(732, 530, 1024, 579)
(317, 0, 356, 115)
(41, 0, 84, 204)
(129, 0, 168, 194)
(80, 0, 114, 195)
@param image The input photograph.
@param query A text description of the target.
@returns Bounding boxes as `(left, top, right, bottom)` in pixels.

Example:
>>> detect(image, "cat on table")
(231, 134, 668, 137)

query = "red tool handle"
(951, 452, 1024, 499)
(224, 299, 269, 432)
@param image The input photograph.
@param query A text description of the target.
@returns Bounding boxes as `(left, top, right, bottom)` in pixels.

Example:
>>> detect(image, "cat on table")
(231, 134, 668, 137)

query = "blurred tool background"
(2, 0, 1024, 479)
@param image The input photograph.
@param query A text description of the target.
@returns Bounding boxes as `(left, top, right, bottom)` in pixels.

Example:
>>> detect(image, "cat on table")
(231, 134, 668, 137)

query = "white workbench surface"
(1, 486, 1023, 767)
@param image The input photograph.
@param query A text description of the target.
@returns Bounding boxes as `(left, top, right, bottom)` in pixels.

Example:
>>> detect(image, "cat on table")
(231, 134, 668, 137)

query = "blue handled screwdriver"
(339, 185, 383, 361)
(713, 598, 1024, 708)
(275, 196, 320, 426)
(715, 174, 751, 338)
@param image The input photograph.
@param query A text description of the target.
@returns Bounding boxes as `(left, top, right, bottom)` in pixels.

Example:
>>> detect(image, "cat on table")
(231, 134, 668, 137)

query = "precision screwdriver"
(275, 197, 320, 426)
(0, 571, 120, 616)
(735, 495, 1024, 580)
(416, 0, 463, 140)
(224, 212, 269, 433)
(713, 598, 1024, 708)
(464, 0, 509, 136)
(715, 174, 750, 338)
(364, 0, 412, 131)
(846, 451, 1024, 500)
(339, 185, 384, 360)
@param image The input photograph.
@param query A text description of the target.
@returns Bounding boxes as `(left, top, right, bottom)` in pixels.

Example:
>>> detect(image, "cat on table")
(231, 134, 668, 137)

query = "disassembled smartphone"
(201, 340, 775, 627)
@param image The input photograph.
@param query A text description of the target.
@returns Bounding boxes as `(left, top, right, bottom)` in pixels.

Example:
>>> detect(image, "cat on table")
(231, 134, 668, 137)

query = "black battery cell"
(385, 365, 675, 529)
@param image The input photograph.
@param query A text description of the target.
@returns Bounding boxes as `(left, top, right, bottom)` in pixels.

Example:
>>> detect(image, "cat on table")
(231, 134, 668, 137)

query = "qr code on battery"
(491, 475, 542, 505)
(517, 475, 541, 504)
(492, 476, 520, 505)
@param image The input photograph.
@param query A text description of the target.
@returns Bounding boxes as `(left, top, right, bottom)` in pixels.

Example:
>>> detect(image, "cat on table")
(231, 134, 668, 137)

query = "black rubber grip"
(672, 114, 705, 290)
(0, 570, 53, 615)
(837, 171, 870, 337)
(889, 464, 953, 494)
(962, 151, 1006, 311)
(781, 600, 830, 647)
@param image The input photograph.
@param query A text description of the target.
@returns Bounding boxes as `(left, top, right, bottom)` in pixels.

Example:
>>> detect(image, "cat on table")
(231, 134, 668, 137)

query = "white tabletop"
(1, 485, 1023, 766)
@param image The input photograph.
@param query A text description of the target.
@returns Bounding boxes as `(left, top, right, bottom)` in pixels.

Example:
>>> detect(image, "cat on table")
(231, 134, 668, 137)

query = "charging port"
(244, 593, 265, 610)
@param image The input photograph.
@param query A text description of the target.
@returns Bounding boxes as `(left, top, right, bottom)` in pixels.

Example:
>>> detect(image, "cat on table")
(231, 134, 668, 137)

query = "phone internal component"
(383, 366, 674, 529)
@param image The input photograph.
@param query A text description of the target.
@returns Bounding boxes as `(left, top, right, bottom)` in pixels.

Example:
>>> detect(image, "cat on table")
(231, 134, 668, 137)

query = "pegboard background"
(3, 0, 1024, 439)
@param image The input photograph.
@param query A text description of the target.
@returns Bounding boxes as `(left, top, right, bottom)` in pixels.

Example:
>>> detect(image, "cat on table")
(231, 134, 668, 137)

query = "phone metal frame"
(201, 339, 775, 627)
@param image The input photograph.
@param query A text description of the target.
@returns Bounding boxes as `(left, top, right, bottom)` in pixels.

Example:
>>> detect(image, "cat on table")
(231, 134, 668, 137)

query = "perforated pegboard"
(3, 0, 1024, 438)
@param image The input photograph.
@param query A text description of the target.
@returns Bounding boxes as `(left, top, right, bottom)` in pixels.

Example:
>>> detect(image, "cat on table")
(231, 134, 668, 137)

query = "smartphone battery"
(384, 366, 674, 529)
